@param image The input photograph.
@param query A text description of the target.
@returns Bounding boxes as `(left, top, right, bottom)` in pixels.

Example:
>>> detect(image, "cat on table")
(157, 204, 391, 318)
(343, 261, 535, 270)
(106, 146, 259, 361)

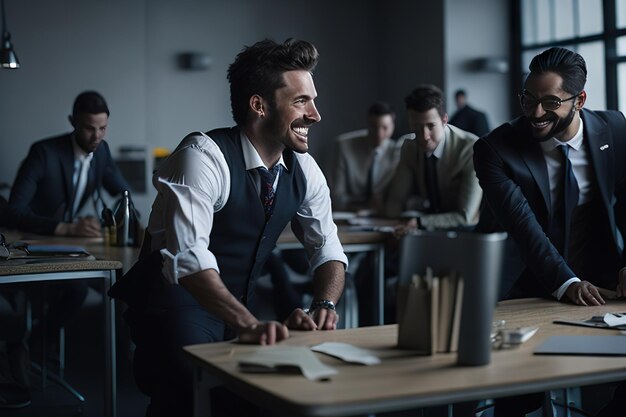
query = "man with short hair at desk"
(385, 84, 482, 230)
(332, 101, 405, 215)
(474, 47, 626, 416)
(8, 90, 130, 237)
(109, 38, 347, 417)
(4, 91, 130, 385)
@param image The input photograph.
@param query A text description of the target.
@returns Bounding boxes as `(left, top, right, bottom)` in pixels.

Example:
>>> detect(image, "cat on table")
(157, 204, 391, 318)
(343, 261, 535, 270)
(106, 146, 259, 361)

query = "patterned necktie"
(424, 154, 441, 213)
(257, 165, 282, 220)
(551, 145, 580, 259)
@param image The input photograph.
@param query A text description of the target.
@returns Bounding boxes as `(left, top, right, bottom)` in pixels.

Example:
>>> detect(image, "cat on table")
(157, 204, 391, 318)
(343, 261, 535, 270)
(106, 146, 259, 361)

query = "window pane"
(577, 0, 603, 37)
(555, 0, 575, 40)
(617, 36, 626, 56)
(577, 42, 606, 110)
(521, 0, 537, 45)
(535, 0, 552, 43)
(618, 63, 626, 113)
(618, 0, 626, 29)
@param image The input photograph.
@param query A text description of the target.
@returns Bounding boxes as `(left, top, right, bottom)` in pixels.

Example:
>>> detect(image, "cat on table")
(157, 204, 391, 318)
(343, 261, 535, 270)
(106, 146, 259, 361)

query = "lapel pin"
(600, 144, 609, 151)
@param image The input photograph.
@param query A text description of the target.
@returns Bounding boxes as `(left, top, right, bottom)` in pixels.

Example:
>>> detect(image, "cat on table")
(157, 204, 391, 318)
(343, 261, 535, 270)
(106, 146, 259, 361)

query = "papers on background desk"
(554, 312, 626, 330)
(238, 343, 381, 380)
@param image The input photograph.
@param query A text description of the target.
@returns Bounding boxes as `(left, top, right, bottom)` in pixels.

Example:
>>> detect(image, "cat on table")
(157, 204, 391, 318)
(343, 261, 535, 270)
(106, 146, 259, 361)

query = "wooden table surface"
(184, 298, 626, 417)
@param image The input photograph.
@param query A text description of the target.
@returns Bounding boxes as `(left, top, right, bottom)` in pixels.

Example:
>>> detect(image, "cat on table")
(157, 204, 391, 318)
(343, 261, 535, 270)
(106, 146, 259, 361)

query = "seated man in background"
(385, 84, 482, 230)
(332, 101, 405, 215)
(8, 90, 130, 237)
(474, 47, 626, 417)
(6, 91, 131, 373)
(109, 38, 347, 417)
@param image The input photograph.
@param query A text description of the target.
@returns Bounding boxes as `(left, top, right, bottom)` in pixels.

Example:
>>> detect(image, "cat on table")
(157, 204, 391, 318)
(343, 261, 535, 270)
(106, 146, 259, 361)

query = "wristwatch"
(304, 299, 336, 315)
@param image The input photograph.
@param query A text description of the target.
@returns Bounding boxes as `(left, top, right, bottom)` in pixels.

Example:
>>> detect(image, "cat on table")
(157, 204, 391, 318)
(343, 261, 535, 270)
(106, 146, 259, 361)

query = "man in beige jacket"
(385, 84, 482, 230)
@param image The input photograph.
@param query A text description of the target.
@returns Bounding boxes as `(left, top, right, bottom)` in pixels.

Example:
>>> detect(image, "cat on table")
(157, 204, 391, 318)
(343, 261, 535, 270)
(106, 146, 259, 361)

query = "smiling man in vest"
(109, 38, 348, 417)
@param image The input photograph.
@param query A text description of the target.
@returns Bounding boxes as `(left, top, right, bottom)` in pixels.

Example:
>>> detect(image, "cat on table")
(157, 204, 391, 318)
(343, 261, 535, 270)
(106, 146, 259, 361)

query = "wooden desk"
(278, 226, 390, 325)
(184, 298, 626, 417)
(0, 258, 121, 417)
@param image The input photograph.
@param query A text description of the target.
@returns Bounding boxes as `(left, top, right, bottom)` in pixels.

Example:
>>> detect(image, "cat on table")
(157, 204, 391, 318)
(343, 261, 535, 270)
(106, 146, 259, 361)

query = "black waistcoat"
(208, 127, 307, 305)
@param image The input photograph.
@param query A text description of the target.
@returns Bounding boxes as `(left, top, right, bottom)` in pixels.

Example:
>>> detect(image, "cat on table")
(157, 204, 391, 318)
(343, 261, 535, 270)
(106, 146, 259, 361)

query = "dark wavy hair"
(404, 84, 446, 117)
(227, 38, 319, 126)
(528, 47, 587, 95)
(72, 91, 109, 119)
(368, 101, 395, 119)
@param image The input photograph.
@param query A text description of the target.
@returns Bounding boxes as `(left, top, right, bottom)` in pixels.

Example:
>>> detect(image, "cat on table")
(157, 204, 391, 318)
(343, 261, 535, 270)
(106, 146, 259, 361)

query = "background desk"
(185, 298, 626, 417)
(0, 258, 121, 417)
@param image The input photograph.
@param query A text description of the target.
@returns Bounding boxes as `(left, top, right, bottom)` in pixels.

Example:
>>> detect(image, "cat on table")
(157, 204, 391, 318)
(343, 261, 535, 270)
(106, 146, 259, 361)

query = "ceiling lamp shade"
(1, 0, 19, 69)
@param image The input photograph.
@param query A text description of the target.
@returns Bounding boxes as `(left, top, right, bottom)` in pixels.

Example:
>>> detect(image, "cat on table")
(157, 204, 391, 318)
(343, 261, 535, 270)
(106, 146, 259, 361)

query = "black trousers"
(126, 284, 261, 417)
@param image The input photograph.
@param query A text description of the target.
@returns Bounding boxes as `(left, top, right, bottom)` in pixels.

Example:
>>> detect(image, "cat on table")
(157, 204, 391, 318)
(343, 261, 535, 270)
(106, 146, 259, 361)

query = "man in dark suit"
(8, 91, 130, 237)
(450, 89, 490, 137)
(6, 92, 131, 377)
(474, 47, 626, 416)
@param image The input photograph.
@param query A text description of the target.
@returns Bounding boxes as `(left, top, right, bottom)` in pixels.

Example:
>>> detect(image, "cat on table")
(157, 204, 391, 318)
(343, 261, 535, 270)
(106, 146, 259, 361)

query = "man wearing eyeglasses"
(475, 46, 626, 307)
(474, 46, 626, 417)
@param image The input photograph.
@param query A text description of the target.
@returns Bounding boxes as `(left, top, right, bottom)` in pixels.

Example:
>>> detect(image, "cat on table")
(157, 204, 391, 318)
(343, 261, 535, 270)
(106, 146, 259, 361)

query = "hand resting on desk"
(565, 280, 606, 306)
(54, 216, 102, 237)
(283, 307, 339, 331)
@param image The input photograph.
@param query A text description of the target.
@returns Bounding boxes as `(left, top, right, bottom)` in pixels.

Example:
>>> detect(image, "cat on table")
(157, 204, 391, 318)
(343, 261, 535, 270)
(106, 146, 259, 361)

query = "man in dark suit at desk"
(6, 91, 130, 379)
(109, 38, 347, 417)
(474, 47, 626, 416)
(8, 90, 130, 237)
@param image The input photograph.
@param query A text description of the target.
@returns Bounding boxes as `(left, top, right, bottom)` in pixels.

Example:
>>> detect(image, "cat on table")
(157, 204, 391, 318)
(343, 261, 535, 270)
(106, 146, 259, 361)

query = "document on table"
(554, 312, 626, 330)
(311, 342, 381, 365)
(238, 346, 338, 381)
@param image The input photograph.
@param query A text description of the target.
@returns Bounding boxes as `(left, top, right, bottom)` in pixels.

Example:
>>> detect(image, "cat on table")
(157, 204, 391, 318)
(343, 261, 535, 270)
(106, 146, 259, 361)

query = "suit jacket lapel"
(60, 137, 76, 216)
(513, 118, 552, 216)
(581, 110, 613, 209)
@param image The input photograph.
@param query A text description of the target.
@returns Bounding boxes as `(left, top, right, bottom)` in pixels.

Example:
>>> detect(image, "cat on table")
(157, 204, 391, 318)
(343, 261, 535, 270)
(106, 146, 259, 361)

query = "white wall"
(0, 0, 508, 220)
(445, 0, 511, 130)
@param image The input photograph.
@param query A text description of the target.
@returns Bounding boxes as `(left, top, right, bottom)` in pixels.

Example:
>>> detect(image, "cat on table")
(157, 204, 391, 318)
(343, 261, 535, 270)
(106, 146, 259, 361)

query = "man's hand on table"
(565, 280, 606, 306)
(283, 307, 339, 331)
(238, 321, 289, 345)
(55, 216, 102, 237)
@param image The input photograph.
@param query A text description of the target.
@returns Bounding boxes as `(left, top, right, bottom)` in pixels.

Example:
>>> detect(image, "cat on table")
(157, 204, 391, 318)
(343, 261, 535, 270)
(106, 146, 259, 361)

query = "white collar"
(240, 131, 287, 171)
(539, 117, 584, 153)
(71, 134, 93, 162)
(428, 126, 448, 159)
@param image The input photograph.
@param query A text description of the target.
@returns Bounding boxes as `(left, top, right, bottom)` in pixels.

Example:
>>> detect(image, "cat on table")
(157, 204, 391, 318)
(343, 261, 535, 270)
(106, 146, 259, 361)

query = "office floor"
(0, 288, 149, 417)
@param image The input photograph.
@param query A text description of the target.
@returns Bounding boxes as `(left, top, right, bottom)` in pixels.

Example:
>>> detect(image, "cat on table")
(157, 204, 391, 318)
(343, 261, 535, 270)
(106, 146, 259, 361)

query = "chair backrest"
(336, 128, 368, 142)
(399, 230, 507, 365)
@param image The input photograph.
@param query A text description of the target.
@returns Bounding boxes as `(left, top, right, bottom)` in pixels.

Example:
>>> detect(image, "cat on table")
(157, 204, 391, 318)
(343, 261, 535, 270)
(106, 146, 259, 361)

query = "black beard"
(527, 105, 577, 143)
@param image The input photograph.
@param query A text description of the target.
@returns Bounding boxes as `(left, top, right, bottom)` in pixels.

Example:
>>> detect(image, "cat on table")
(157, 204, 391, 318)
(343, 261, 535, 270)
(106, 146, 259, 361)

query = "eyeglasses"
(518, 90, 581, 113)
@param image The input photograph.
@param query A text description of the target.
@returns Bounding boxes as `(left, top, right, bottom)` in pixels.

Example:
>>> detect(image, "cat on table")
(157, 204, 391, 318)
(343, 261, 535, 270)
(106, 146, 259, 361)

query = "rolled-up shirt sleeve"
(147, 134, 230, 284)
(291, 153, 348, 272)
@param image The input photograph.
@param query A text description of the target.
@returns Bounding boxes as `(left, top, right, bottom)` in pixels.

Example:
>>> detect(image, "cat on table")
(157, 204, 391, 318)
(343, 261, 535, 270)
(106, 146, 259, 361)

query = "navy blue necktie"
(551, 145, 579, 259)
(424, 154, 441, 213)
(257, 165, 281, 220)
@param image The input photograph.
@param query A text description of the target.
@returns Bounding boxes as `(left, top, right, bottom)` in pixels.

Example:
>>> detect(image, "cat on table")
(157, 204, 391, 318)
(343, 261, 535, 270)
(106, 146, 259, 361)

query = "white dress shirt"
(71, 135, 93, 218)
(146, 131, 348, 284)
(539, 119, 589, 299)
